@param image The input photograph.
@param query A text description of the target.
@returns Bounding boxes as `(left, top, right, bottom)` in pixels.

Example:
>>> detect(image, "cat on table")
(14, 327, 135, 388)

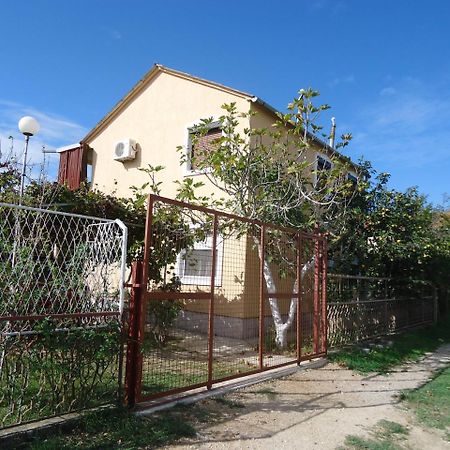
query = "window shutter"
(57, 143, 89, 190)
(190, 127, 221, 170)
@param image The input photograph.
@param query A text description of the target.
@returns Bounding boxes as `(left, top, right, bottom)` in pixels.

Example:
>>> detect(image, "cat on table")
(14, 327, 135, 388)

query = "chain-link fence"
(0, 203, 127, 429)
(327, 274, 436, 347)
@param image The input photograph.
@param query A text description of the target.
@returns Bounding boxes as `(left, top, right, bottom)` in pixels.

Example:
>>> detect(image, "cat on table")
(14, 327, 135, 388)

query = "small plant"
(146, 299, 182, 345)
(340, 420, 409, 450)
(0, 317, 121, 427)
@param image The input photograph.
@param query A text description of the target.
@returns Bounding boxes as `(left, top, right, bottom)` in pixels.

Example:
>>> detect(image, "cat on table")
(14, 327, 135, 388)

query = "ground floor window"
(176, 234, 223, 286)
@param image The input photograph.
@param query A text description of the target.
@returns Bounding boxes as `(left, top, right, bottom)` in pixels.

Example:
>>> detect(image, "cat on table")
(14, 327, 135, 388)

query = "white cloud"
(0, 100, 87, 181)
(380, 87, 396, 96)
(328, 74, 355, 88)
(111, 30, 122, 40)
(352, 78, 450, 170)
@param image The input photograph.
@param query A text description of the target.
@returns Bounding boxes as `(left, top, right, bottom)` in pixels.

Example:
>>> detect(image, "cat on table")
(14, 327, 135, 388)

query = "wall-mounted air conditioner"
(113, 139, 137, 162)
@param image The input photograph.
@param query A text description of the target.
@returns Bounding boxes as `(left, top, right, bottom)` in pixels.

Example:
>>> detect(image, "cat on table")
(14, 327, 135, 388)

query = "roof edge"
(80, 63, 359, 170)
(83, 64, 161, 143)
(251, 96, 360, 169)
(82, 64, 253, 143)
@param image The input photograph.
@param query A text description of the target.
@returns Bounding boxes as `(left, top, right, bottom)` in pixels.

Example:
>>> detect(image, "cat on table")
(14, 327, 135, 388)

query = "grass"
(339, 420, 409, 450)
(26, 406, 197, 450)
(329, 316, 450, 373)
(141, 359, 255, 396)
(402, 365, 450, 435)
(22, 392, 250, 449)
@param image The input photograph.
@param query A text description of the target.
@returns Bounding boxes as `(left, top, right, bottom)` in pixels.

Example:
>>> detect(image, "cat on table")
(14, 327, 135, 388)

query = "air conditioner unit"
(113, 139, 137, 162)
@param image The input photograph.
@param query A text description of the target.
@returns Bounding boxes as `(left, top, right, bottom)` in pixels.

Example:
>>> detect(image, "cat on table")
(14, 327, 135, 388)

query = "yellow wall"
(87, 71, 253, 318)
(249, 102, 326, 179)
(87, 74, 320, 321)
(88, 71, 251, 200)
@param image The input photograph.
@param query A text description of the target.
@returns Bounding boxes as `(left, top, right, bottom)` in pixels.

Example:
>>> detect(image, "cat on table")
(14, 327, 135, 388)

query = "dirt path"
(165, 344, 450, 449)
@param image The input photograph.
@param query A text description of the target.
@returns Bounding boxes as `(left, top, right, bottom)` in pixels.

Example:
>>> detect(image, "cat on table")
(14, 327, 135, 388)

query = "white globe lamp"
(18, 116, 40, 136)
(18, 116, 40, 203)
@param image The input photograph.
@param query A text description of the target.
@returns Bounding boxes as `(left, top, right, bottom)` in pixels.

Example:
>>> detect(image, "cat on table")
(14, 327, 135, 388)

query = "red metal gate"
(125, 195, 327, 406)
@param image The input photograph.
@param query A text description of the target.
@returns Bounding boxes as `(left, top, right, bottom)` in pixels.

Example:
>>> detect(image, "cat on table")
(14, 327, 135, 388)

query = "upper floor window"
(347, 172, 358, 186)
(187, 122, 222, 172)
(317, 155, 332, 172)
(315, 154, 333, 188)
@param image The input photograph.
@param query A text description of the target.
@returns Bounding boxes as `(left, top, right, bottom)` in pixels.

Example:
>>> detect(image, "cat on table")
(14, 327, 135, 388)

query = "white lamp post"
(18, 116, 40, 204)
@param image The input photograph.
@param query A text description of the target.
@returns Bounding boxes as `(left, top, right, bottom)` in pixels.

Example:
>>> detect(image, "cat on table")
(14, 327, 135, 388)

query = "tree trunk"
(258, 239, 313, 348)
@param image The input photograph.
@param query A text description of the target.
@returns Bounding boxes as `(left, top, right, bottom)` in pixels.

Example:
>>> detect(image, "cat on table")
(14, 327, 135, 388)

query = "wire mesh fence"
(126, 195, 327, 403)
(3, 196, 437, 424)
(0, 203, 127, 429)
(327, 274, 436, 347)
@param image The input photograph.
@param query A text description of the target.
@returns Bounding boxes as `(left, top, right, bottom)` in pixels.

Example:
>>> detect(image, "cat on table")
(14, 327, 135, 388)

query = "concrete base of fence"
(0, 405, 111, 449)
(135, 356, 327, 417)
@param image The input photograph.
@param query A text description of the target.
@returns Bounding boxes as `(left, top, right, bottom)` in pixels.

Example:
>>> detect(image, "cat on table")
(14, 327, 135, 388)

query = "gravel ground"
(164, 344, 450, 449)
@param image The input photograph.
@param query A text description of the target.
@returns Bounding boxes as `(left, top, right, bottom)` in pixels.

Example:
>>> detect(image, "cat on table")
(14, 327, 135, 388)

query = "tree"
(331, 168, 450, 311)
(178, 89, 359, 346)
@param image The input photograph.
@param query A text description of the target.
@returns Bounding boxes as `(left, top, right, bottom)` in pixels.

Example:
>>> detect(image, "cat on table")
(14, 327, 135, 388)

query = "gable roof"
(82, 64, 254, 143)
(82, 64, 357, 168)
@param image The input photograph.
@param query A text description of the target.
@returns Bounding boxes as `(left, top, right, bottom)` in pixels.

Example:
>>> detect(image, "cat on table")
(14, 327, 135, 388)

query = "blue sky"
(1, 0, 449, 206)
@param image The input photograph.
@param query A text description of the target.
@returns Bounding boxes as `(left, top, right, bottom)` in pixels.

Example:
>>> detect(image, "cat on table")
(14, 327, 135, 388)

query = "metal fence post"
(259, 225, 266, 370)
(296, 232, 302, 365)
(207, 214, 219, 389)
(313, 225, 320, 355)
(433, 287, 439, 324)
(124, 261, 144, 407)
(320, 238, 328, 354)
(384, 300, 389, 334)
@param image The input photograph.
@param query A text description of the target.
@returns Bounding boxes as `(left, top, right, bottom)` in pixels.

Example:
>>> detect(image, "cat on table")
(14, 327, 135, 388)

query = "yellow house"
(57, 64, 356, 339)
(58, 64, 356, 196)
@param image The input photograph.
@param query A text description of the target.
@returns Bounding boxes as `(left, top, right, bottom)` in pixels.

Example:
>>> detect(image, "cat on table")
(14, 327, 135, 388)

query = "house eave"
(251, 96, 361, 170)
(80, 63, 361, 171)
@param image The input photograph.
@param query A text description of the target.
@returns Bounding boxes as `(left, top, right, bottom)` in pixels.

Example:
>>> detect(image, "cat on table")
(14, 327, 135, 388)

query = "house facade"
(58, 64, 351, 197)
(57, 65, 355, 339)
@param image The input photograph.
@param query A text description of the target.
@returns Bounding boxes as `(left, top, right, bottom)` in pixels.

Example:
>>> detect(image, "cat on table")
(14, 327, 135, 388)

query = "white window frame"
(183, 119, 222, 176)
(176, 234, 224, 286)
